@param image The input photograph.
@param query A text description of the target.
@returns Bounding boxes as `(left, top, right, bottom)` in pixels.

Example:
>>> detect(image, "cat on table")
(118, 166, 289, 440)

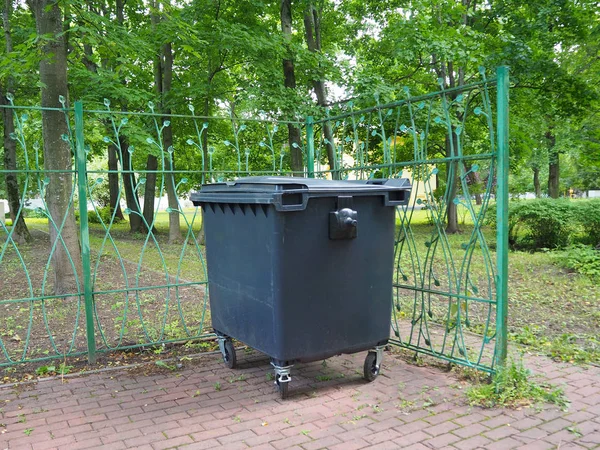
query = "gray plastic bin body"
(191, 177, 411, 365)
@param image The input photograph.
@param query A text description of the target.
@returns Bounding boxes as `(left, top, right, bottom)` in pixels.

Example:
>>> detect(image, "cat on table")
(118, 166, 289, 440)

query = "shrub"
(555, 244, 600, 278)
(88, 206, 124, 224)
(509, 199, 577, 249)
(486, 199, 600, 250)
(24, 207, 47, 219)
(577, 199, 600, 247)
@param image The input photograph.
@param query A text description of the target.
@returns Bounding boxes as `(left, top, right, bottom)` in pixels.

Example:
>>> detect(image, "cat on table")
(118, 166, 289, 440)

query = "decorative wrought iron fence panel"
(0, 67, 508, 372)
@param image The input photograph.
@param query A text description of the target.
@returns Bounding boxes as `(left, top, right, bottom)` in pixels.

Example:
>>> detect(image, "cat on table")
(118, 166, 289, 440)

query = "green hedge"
(489, 199, 600, 250)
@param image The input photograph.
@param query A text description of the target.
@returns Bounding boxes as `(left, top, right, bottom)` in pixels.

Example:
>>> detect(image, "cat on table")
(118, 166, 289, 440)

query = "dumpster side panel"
(203, 203, 283, 353)
(273, 196, 395, 362)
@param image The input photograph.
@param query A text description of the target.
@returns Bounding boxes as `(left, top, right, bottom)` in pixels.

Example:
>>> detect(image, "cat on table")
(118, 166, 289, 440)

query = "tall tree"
(280, 0, 303, 176)
(150, 0, 181, 243)
(26, 0, 81, 294)
(77, 1, 125, 222)
(1, 0, 31, 244)
(303, 2, 337, 178)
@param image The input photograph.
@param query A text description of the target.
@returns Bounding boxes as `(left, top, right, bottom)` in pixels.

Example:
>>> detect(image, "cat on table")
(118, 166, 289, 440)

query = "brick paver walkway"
(0, 349, 598, 449)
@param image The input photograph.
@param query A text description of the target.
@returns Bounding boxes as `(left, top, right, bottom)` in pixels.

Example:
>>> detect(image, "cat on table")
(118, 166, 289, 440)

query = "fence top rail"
(81, 109, 306, 125)
(313, 78, 497, 125)
(0, 103, 306, 125)
(0, 77, 496, 127)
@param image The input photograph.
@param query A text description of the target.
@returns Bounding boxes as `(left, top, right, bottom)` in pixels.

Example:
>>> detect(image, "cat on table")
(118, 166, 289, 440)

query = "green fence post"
(306, 116, 315, 178)
(75, 100, 96, 364)
(495, 66, 509, 369)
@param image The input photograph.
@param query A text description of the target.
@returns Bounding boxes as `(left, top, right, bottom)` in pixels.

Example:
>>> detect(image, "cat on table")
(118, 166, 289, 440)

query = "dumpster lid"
(191, 176, 412, 211)
(197, 176, 411, 194)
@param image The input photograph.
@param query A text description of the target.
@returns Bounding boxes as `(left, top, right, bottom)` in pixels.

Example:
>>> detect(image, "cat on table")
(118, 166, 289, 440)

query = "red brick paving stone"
(363, 428, 403, 445)
(301, 435, 344, 449)
(216, 429, 257, 445)
(513, 426, 551, 442)
(392, 420, 432, 437)
(123, 432, 168, 447)
(401, 409, 434, 423)
(422, 411, 458, 426)
(485, 424, 523, 441)
(31, 435, 77, 450)
(245, 445, 278, 450)
(336, 423, 379, 442)
(452, 412, 488, 427)
(510, 417, 545, 431)
(190, 425, 232, 441)
(534, 408, 567, 422)
(543, 428, 580, 445)
(557, 444, 590, 450)
(101, 428, 144, 445)
(64, 437, 105, 450)
(484, 436, 526, 449)
(538, 417, 572, 433)
(480, 414, 513, 429)
(579, 431, 600, 446)
(270, 433, 312, 449)
(361, 441, 403, 450)
(327, 439, 370, 450)
(150, 435, 194, 449)
(516, 441, 556, 450)
(396, 444, 430, 450)
(564, 411, 597, 423)
(366, 417, 405, 433)
(420, 420, 460, 437)
(451, 422, 490, 439)
(241, 431, 286, 447)
(160, 421, 204, 438)
(116, 419, 156, 433)
(398, 430, 431, 446)
(227, 418, 266, 434)
(178, 438, 222, 449)
(421, 431, 462, 448)
(251, 421, 293, 436)
(451, 434, 493, 450)
(99, 442, 127, 450)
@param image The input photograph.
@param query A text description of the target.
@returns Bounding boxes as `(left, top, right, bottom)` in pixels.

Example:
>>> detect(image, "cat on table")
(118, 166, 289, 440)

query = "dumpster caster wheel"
(276, 375, 289, 399)
(222, 340, 237, 369)
(363, 352, 379, 382)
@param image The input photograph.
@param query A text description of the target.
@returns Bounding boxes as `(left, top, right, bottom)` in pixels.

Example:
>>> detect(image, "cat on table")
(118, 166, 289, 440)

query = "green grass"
(466, 358, 568, 409)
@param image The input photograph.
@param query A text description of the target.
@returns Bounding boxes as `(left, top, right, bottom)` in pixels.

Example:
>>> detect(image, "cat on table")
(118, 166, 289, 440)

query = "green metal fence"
(0, 67, 508, 373)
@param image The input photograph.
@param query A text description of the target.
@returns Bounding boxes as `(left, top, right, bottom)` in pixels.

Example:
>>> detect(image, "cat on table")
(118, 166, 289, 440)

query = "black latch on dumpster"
(330, 196, 358, 240)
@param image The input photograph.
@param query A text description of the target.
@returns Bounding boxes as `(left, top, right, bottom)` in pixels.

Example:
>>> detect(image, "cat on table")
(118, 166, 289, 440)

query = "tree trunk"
(142, 155, 158, 232)
(546, 131, 559, 198)
(303, 4, 337, 179)
(1, 92, 31, 244)
(163, 117, 181, 243)
(445, 134, 460, 234)
(149, 0, 179, 241)
(160, 40, 181, 244)
(1, 2, 31, 243)
(196, 98, 212, 246)
(444, 62, 461, 234)
(533, 166, 541, 198)
(280, 0, 303, 176)
(108, 144, 124, 220)
(27, 0, 82, 295)
(468, 170, 483, 206)
(118, 136, 144, 233)
(548, 156, 560, 198)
